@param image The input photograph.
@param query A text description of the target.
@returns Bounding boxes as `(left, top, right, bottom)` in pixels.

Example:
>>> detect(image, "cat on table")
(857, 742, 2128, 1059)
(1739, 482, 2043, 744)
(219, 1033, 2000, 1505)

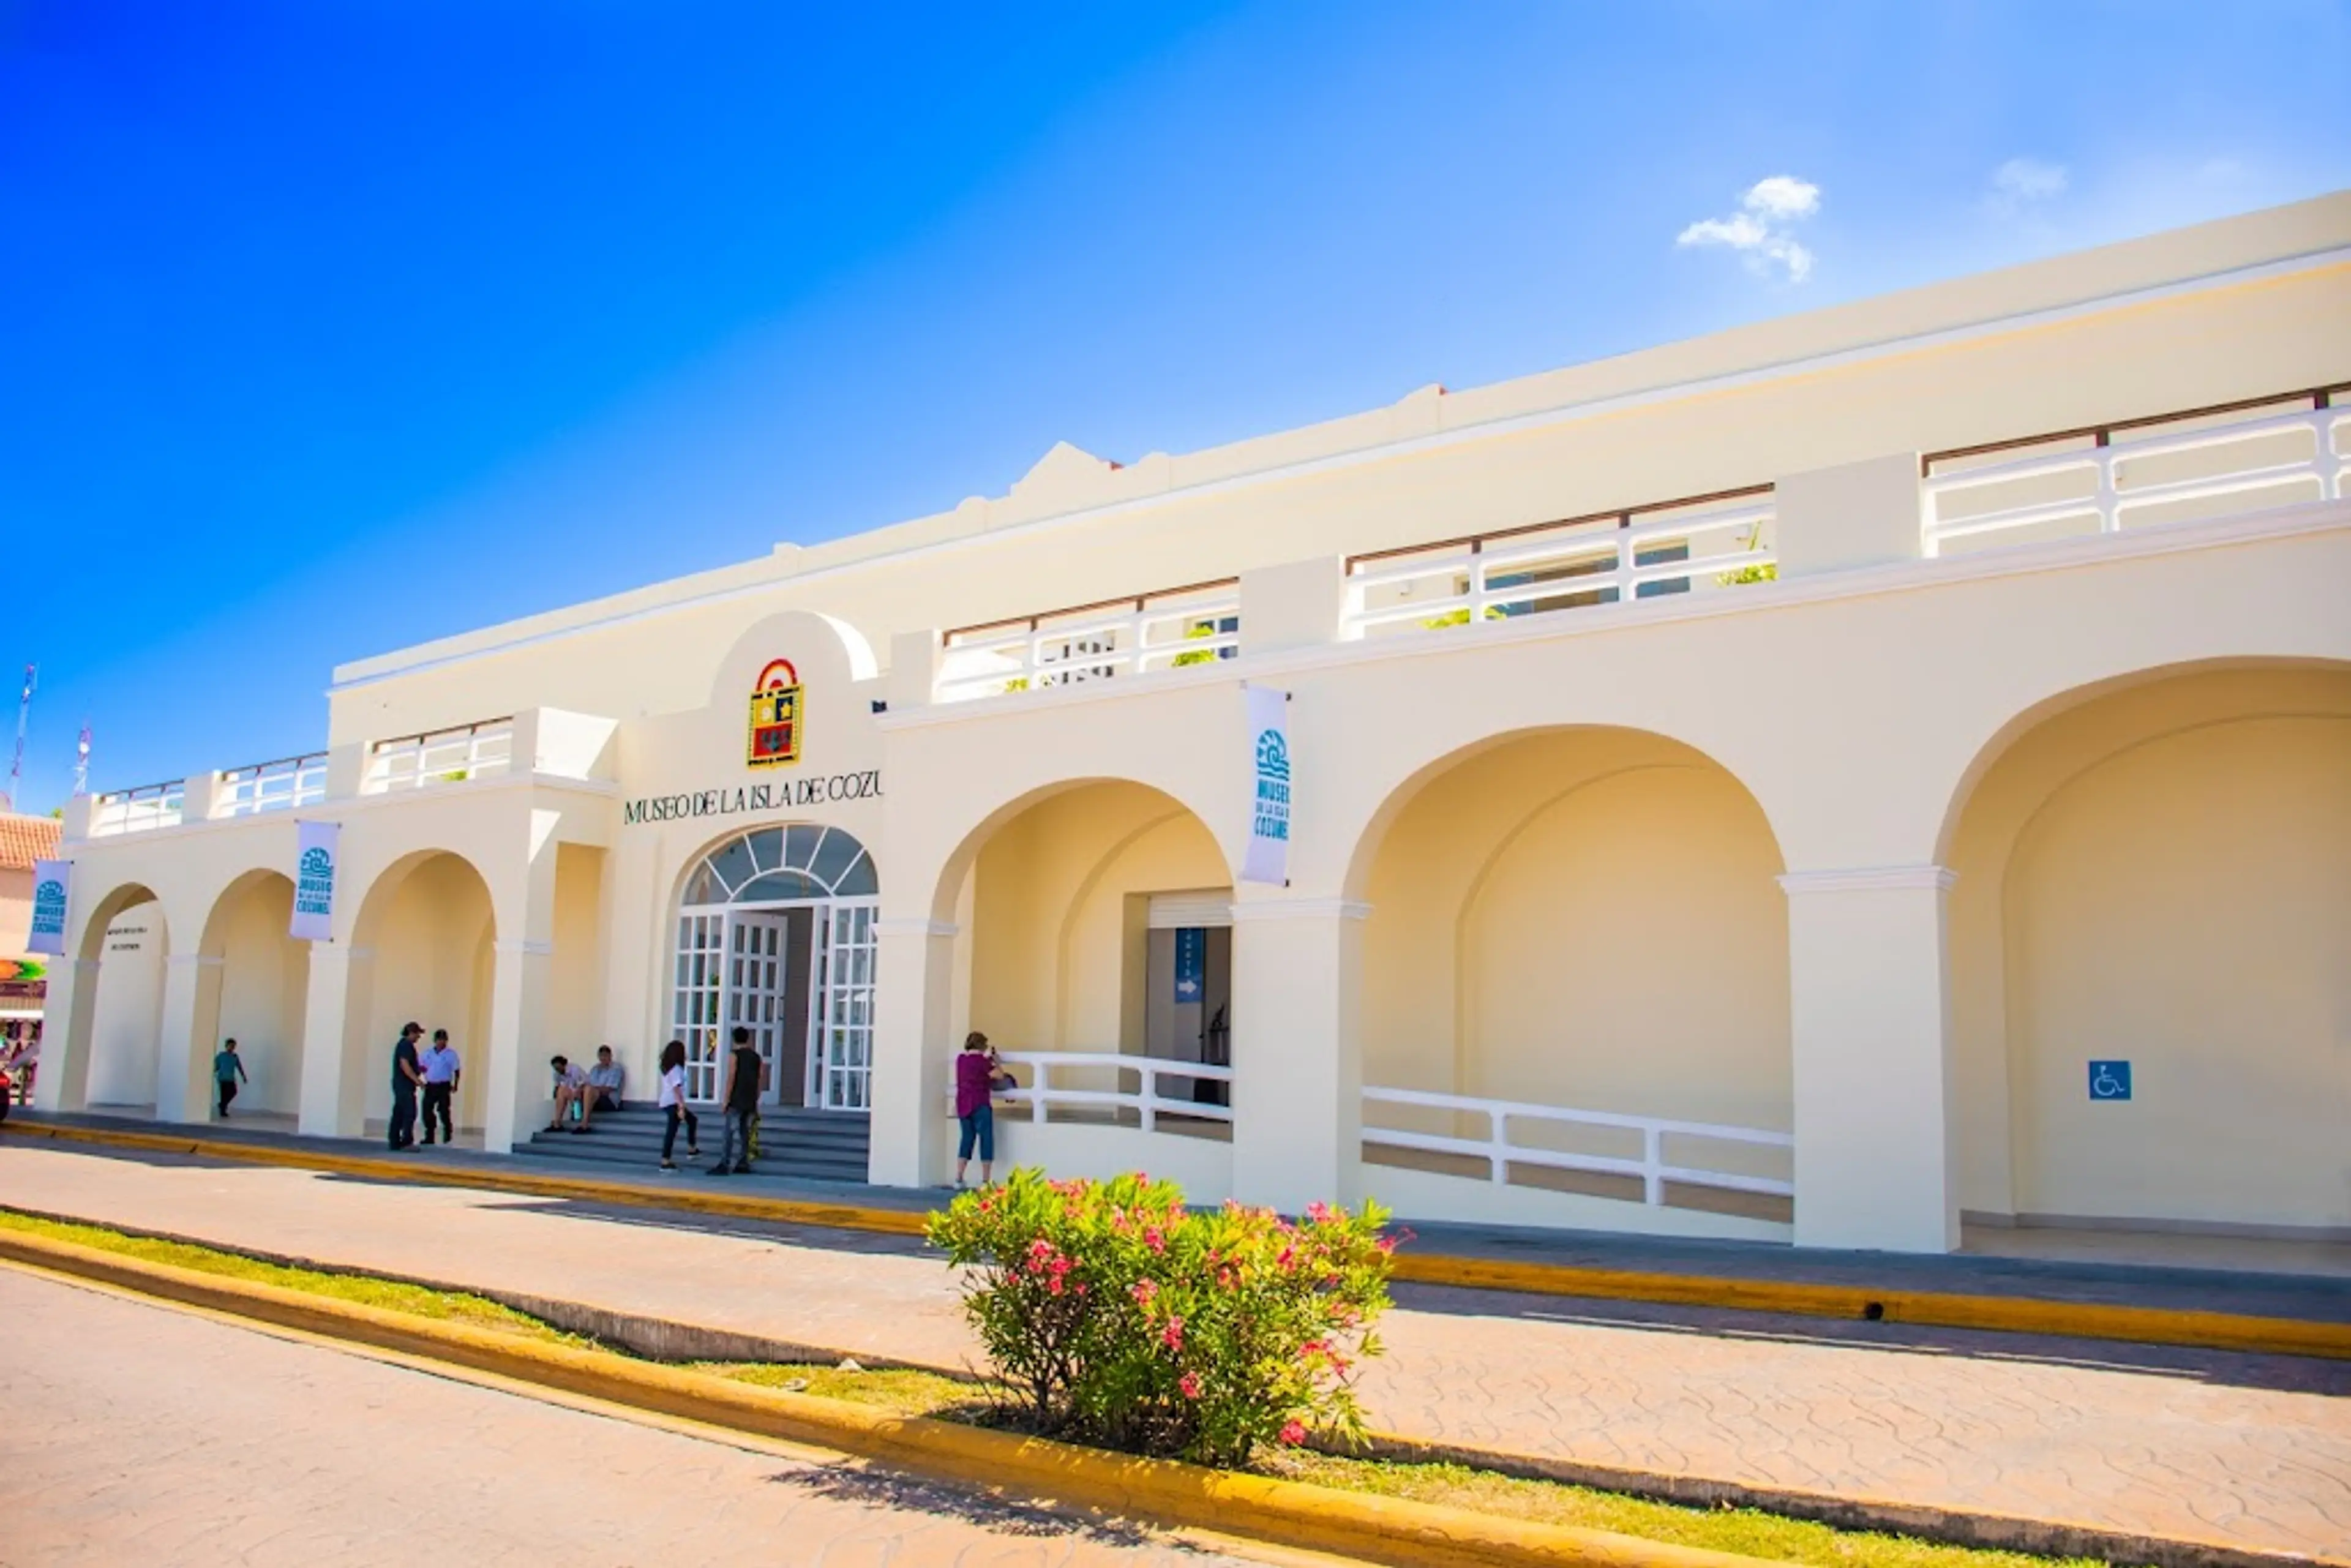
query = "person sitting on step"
(548, 1054, 596, 1133)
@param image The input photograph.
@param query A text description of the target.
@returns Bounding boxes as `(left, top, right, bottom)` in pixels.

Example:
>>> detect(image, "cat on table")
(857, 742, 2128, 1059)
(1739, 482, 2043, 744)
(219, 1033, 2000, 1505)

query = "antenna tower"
(4, 664, 30, 813)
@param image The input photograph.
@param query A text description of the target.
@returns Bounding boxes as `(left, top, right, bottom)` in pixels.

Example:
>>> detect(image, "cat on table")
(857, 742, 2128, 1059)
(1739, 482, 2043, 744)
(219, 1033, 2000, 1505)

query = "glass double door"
(706, 901, 876, 1111)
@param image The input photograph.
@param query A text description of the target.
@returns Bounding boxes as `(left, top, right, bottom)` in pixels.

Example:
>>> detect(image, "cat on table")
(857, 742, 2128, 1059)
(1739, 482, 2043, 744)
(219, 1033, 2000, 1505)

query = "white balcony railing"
(937, 582, 1241, 703)
(89, 780, 185, 837)
(217, 752, 328, 817)
(362, 718, 514, 793)
(1360, 1085, 1792, 1209)
(1924, 392, 2347, 553)
(1343, 490, 1776, 642)
(986, 1051, 1234, 1134)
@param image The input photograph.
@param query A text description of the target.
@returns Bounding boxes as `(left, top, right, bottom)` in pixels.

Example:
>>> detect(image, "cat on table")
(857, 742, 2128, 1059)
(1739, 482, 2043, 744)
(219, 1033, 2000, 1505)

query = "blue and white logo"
(2087, 1060, 2132, 1101)
(288, 822, 342, 941)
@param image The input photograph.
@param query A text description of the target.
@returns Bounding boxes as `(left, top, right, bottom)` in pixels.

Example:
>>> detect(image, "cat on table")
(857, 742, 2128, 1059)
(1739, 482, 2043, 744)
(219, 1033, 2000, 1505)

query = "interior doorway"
(1144, 891, 1232, 1107)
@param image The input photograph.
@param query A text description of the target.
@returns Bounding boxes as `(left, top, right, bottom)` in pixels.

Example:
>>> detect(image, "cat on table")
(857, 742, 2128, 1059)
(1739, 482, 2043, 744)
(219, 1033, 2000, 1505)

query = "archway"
(68, 882, 168, 1115)
(670, 823, 878, 1111)
(1352, 727, 1792, 1221)
(1944, 662, 2351, 1233)
(343, 852, 497, 1140)
(195, 870, 310, 1124)
(928, 779, 1235, 1174)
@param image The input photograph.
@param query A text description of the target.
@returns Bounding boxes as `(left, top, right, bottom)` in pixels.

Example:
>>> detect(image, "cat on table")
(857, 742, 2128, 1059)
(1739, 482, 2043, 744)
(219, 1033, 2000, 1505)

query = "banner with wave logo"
(290, 820, 340, 941)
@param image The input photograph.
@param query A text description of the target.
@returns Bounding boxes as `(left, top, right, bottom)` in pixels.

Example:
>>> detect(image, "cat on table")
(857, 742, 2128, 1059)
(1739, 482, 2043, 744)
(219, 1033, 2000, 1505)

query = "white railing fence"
(983, 1051, 1234, 1134)
(89, 780, 185, 837)
(217, 753, 328, 817)
(362, 718, 514, 793)
(1924, 394, 2347, 553)
(937, 583, 1241, 703)
(1360, 1085, 1791, 1209)
(1344, 493, 1775, 642)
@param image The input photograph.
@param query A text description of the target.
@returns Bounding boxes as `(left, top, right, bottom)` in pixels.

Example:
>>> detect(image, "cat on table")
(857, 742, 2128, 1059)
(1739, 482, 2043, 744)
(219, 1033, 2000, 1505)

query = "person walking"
(953, 1031, 1013, 1188)
(656, 1039, 701, 1172)
(418, 1029, 462, 1147)
(709, 1026, 764, 1176)
(212, 1038, 248, 1119)
(388, 1023, 424, 1151)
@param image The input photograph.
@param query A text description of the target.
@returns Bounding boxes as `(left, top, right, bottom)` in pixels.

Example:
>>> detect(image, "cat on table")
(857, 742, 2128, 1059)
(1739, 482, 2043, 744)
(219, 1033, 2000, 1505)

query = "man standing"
(212, 1038, 248, 1119)
(388, 1022, 424, 1151)
(709, 1026, 765, 1177)
(418, 1029, 462, 1147)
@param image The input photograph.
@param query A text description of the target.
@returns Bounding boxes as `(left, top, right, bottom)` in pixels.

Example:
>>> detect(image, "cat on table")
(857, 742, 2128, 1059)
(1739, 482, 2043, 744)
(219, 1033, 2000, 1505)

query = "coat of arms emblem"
(747, 658, 803, 768)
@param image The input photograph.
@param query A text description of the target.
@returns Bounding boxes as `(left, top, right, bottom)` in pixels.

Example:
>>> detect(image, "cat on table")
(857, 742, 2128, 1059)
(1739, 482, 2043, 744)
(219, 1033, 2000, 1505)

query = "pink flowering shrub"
(926, 1169, 1396, 1466)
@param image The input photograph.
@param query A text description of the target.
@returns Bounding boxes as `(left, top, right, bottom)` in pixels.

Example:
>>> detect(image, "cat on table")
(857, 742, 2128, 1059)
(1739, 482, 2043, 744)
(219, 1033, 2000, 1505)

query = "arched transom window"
(681, 823, 877, 907)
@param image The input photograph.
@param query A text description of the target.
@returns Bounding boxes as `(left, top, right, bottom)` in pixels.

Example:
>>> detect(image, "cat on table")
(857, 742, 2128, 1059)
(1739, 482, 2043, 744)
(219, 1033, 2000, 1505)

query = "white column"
(483, 939, 553, 1154)
(156, 954, 223, 1124)
(298, 943, 371, 1138)
(31, 957, 97, 1113)
(1228, 897, 1367, 1214)
(1781, 865, 1959, 1253)
(867, 917, 958, 1188)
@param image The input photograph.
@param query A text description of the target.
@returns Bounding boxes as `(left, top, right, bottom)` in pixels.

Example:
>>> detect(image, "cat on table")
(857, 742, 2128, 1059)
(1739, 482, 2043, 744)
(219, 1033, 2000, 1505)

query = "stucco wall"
(85, 905, 163, 1106)
(1362, 729, 1791, 1134)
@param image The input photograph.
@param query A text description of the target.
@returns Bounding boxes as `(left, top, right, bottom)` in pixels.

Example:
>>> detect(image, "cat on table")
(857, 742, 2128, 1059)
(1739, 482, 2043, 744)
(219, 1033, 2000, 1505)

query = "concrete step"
(520, 1108, 869, 1180)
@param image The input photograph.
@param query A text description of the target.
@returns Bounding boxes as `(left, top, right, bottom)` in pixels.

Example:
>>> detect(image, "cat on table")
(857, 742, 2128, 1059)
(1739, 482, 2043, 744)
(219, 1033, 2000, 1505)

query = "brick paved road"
(4, 1144, 2349, 1558)
(0, 1266, 1267, 1568)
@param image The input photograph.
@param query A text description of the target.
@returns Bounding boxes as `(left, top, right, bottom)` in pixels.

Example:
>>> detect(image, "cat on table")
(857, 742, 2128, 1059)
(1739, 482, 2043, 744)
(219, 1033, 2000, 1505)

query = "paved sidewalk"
(4, 1142, 2349, 1560)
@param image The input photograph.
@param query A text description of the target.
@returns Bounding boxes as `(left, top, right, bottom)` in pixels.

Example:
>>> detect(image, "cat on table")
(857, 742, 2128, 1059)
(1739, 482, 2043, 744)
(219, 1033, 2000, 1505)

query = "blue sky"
(4, 1, 2346, 811)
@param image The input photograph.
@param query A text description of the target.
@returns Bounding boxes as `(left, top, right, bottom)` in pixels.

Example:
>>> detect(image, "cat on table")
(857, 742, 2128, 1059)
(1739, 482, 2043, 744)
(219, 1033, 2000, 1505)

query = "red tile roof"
(0, 812, 62, 871)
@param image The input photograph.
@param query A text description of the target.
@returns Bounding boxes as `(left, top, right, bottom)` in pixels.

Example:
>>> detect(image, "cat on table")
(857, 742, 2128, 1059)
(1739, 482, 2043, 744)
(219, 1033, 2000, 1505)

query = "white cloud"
(1987, 157, 2068, 216)
(1677, 175, 1821, 282)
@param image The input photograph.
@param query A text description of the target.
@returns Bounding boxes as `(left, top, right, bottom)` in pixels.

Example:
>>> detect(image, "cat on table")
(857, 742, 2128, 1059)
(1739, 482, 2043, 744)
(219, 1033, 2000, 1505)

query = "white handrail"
(217, 754, 328, 817)
(937, 592, 1242, 703)
(1345, 500, 1775, 638)
(980, 1050, 1234, 1135)
(362, 719, 514, 793)
(1924, 404, 2346, 552)
(1361, 1084, 1791, 1207)
(89, 781, 185, 837)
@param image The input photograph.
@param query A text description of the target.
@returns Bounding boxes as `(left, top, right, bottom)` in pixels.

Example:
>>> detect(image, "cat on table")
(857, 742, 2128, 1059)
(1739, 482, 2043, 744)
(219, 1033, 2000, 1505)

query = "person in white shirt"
(547, 1054, 595, 1133)
(656, 1038, 701, 1172)
(586, 1045, 626, 1112)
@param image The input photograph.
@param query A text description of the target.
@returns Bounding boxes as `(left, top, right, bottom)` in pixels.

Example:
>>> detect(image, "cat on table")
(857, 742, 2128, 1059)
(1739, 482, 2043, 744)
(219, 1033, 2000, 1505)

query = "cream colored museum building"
(37, 195, 2351, 1254)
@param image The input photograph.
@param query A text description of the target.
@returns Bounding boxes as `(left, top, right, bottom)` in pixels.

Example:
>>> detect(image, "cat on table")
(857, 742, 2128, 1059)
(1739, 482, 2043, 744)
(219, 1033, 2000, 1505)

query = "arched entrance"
(673, 824, 878, 1109)
(1351, 727, 1792, 1228)
(1944, 662, 2351, 1232)
(343, 851, 497, 1139)
(195, 870, 310, 1123)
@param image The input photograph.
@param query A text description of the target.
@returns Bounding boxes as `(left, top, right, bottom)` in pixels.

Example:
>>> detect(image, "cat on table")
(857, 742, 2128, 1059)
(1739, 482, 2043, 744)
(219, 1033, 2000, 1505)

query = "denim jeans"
(662, 1103, 699, 1160)
(956, 1104, 994, 1163)
(717, 1107, 756, 1168)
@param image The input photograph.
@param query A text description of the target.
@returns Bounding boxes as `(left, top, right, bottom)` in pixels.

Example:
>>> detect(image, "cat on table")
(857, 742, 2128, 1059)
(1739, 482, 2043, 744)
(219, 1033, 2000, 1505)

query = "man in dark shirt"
(709, 1026, 765, 1177)
(388, 1022, 424, 1152)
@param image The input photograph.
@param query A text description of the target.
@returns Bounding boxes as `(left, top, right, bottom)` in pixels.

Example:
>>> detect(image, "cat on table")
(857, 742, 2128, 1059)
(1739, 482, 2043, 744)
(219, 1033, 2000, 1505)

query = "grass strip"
(697, 1363, 2106, 1568)
(0, 1208, 586, 1347)
(0, 1209, 2109, 1568)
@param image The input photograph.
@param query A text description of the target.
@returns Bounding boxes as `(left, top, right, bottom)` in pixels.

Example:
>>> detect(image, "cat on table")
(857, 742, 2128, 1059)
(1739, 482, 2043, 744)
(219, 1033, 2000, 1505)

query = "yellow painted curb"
(1387, 1253, 2351, 1361)
(10, 1117, 2347, 1362)
(0, 1228, 1781, 1568)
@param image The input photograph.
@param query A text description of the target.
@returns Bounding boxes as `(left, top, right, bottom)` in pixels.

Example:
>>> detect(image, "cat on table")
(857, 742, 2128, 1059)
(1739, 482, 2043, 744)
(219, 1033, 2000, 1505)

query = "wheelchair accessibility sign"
(2088, 1060, 2132, 1101)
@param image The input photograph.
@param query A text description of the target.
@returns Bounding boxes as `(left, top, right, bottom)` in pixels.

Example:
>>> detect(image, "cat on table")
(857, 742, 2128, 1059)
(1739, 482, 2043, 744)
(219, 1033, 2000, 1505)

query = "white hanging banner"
(289, 820, 341, 941)
(1240, 685, 1291, 886)
(26, 859, 69, 956)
